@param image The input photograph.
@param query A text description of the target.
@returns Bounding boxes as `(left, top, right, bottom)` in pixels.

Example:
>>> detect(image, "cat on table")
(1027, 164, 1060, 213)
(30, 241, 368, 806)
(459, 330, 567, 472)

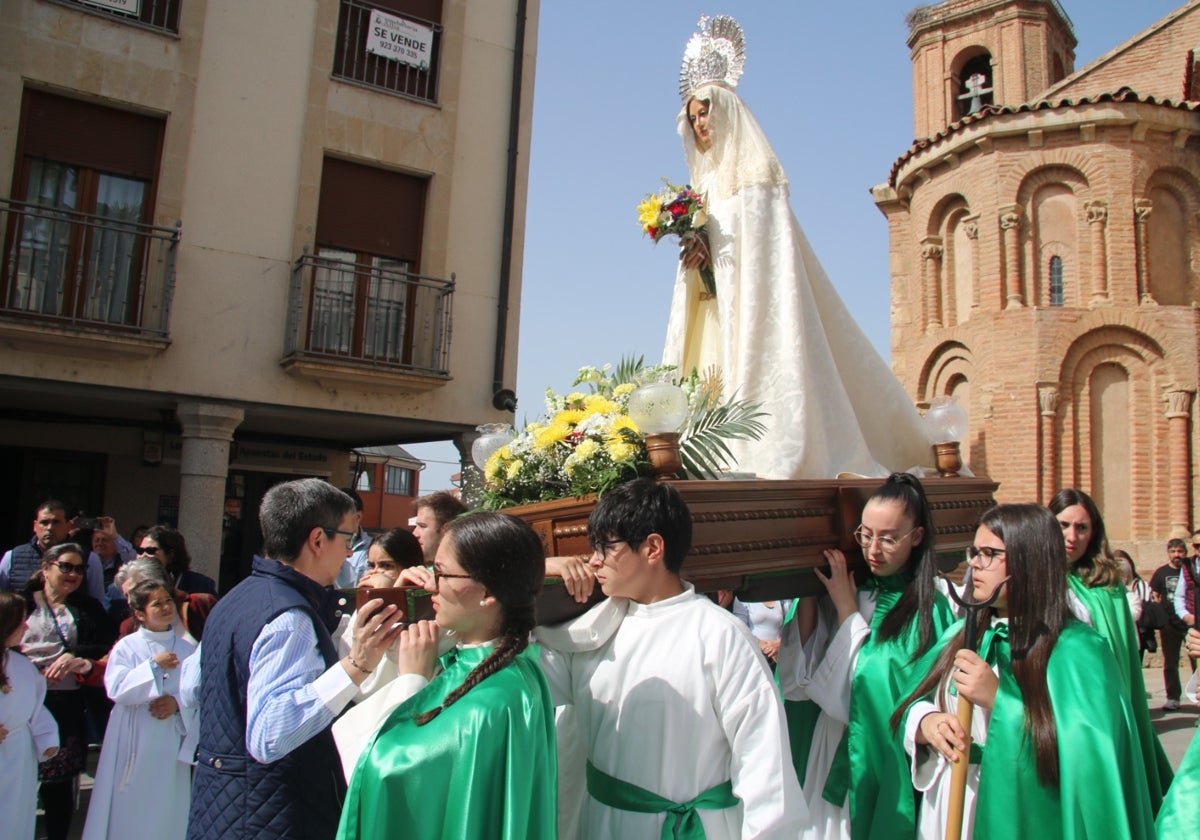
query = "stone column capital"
(1134, 198, 1154, 224)
(1165, 389, 1194, 419)
(1084, 200, 1108, 225)
(1038, 385, 1060, 416)
(999, 205, 1022, 230)
(176, 402, 245, 441)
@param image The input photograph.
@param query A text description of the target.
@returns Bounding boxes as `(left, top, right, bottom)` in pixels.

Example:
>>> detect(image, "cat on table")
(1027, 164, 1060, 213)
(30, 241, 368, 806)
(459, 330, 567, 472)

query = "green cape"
(1067, 574, 1172, 812)
(908, 618, 1155, 840)
(337, 644, 557, 840)
(823, 578, 957, 840)
(1156, 728, 1200, 836)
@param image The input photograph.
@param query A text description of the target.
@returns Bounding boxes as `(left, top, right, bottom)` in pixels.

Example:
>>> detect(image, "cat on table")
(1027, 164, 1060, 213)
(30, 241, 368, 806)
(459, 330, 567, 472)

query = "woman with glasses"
(333, 512, 556, 838)
(1047, 489, 1172, 813)
(776, 473, 957, 840)
(19, 542, 116, 840)
(895, 504, 1154, 839)
(137, 526, 217, 598)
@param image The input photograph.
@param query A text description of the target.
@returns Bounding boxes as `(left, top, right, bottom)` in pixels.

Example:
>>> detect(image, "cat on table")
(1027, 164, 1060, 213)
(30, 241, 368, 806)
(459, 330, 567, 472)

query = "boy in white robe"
(537, 478, 807, 839)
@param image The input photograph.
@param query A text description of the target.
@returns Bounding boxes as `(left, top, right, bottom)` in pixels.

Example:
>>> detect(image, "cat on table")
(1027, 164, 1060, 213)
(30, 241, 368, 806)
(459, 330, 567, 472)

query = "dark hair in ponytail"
(414, 512, 545, 725)
(870, 473, 939, 657)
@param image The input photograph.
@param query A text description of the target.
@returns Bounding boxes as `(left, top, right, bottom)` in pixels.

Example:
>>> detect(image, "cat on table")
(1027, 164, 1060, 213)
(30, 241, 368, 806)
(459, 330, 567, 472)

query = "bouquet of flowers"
(637, 180, 716, 296)
(478, 358, 768, 510)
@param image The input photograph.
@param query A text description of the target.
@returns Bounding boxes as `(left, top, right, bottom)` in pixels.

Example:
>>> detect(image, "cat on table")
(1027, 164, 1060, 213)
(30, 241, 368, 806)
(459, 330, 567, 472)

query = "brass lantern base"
(933, 441, 963, 477)
(645, 432, 683, 477)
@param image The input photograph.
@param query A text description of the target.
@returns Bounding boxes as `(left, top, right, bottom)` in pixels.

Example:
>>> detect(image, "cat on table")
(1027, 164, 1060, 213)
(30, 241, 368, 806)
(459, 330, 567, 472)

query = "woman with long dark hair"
(776, 473, 957, 839)
(20, 543, 115, 840)
(895, 504, 1154, 839)
(137, 526, 217, 597)
(1048, 489, 1172, 812)
(334, 512, 556, 839)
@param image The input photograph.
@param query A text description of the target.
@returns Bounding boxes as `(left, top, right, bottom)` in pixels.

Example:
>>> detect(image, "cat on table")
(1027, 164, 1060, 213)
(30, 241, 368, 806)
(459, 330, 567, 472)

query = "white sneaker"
(1163, 699, 1181, 711)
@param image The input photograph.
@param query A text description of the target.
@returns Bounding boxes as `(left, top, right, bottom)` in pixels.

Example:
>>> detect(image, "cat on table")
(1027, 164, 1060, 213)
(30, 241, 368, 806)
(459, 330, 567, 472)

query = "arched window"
(955, 54, 993, 120)
(1049, 256, 1064, 306)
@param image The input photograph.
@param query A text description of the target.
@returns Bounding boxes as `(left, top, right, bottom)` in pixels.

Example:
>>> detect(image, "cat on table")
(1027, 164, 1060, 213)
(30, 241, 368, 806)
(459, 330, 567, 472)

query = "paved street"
(37, 665, 1200, 839)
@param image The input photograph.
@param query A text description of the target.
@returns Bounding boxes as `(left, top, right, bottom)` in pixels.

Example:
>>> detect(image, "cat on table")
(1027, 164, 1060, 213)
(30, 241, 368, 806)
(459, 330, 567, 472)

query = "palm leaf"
(611, 355, 646, 388)
(679, 397, 768, 479)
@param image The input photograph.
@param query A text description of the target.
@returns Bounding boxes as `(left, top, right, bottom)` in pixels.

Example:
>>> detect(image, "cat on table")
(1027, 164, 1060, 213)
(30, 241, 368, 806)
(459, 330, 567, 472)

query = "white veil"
(676, 84, 788, 200)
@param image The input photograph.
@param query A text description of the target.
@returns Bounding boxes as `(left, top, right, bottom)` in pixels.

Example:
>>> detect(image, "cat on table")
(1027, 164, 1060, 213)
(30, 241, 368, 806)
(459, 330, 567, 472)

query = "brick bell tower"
(875, 0, 1200, 547)
(907, 0, 1076, 140)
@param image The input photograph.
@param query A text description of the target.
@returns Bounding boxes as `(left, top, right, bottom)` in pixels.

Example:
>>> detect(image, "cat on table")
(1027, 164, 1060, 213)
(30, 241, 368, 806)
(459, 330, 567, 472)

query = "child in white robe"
(537, 478, 808, 839)
(0, 591, 59, 840)
(82, 581, 198, 840)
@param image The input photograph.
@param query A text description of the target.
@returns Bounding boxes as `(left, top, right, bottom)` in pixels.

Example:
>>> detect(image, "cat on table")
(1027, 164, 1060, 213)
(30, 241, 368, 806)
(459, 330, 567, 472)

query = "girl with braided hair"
(334, 512, 556, 839)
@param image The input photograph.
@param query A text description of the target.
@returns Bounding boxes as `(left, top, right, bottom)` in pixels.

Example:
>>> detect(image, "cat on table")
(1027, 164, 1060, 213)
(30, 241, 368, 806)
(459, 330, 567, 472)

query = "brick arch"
(1012, 165, 1090, 307)
(925, 192, 971, 237)
(917, 340, 973, 403)
(1053, 334, 1165, 531)
(1140, 167, 1200, 306)
(1058, 324, 1165, 386)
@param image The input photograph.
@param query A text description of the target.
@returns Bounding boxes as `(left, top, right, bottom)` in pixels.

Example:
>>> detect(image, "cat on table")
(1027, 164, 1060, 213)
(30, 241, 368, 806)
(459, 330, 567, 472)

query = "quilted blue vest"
(5, 538, 43, 592)
(187, 556, 347, 839)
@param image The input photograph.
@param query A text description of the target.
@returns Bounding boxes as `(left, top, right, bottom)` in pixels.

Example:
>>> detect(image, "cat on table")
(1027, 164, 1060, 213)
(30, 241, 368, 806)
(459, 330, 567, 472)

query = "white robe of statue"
(536, 586, 808, 839)
(0, 651, 59, 840)
(664, 84, 934, 479)
(81, 626, 198, 840)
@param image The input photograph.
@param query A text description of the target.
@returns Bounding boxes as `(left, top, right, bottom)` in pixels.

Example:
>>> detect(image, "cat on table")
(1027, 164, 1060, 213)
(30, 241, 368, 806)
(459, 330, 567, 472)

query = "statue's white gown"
(664, 85, 933, 479)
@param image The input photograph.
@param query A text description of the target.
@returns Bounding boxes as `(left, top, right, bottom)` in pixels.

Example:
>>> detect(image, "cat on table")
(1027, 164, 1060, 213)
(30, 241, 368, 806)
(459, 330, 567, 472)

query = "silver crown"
(678, 15, 746, 102)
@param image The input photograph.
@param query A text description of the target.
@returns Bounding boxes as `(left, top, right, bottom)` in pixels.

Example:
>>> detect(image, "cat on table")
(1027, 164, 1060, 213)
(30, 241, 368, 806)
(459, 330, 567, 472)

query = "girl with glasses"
(776, 473, 957, 839)
(333, 512, 555, 839)
(18, 543, 115, 840)
(1047, 489, 1172, 813)
(894, 504, 1154, 840)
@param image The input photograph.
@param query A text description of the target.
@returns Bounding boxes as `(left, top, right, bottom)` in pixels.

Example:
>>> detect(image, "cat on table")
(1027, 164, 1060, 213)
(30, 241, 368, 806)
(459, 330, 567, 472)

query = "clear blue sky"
(406, 0, 1186, 495)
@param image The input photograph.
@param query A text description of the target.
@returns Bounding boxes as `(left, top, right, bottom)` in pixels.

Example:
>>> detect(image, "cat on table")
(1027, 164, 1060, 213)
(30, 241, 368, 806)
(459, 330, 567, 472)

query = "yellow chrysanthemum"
(566, 392, 588, 406)
(554, 409, 586, 427)
(534, 422, 571, 451)
(484, 448, 507, 480)
(583, 395, 618, 415)
(613, 382, 636, 397)
(637, 195, 663, 229)
(607, 442, 636, 463)
(574, 438, 599, 461)
(506, 460, 524, 480)
(609, 415, 640, 435)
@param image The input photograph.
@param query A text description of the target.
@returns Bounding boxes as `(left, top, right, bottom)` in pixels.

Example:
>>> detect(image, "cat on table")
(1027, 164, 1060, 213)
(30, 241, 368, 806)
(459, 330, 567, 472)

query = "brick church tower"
(874, 0, 1200, 546)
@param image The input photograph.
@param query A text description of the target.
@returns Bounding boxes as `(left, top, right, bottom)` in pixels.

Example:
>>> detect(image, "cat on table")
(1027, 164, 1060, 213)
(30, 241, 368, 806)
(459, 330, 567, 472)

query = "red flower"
(667, 202, 687, 218)
(648, 227, 659, 240)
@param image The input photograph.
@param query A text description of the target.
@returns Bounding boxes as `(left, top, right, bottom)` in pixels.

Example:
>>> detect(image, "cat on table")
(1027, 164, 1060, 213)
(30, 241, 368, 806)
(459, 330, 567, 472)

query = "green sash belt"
(586, 760, 739, 840)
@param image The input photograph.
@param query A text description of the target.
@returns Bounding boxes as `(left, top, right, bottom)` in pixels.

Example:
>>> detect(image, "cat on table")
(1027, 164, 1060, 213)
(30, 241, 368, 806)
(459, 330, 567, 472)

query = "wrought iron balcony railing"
(286, 251, 453, 378)
(332, 0, 441, 102)
(0, 197, 180, 338)
(45, 0, 182, 36)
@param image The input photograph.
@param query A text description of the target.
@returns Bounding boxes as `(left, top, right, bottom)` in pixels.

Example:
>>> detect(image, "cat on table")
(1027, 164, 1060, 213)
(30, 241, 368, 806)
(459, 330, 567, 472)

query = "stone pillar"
(176, 402, 244, 583)
(1085, 200, 1109, 304)
(1135, 199, 1154, 304)
(1165, 389, 1194, 535)
(1038, 385, 1059, 504)
(921, 238, 944, 330)
(963, 216, 981, 315)
(999, 206, 1024, 308)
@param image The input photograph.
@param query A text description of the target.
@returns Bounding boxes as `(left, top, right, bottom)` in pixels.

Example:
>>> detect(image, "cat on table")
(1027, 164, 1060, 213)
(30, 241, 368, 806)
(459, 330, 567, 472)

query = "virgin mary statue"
(664, 16, 935, 479)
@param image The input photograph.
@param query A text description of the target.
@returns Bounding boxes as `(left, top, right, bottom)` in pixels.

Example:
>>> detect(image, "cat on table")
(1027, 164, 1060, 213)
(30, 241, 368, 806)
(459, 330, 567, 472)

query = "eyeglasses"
(431, 566, 472, 588)
(591, 539, 628, 558)
(137, 546, 162, 556)
(52, 561, 86, 576)
(853, 526, 918, 552)
(322, 528, 356, 541)
(966, 545, 1008, 569)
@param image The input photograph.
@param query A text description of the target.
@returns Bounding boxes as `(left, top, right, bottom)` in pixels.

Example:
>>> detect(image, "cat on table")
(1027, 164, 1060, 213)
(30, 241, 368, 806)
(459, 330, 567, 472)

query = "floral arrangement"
(478, 358, 767, 510)
(637, 180, 716, 296)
